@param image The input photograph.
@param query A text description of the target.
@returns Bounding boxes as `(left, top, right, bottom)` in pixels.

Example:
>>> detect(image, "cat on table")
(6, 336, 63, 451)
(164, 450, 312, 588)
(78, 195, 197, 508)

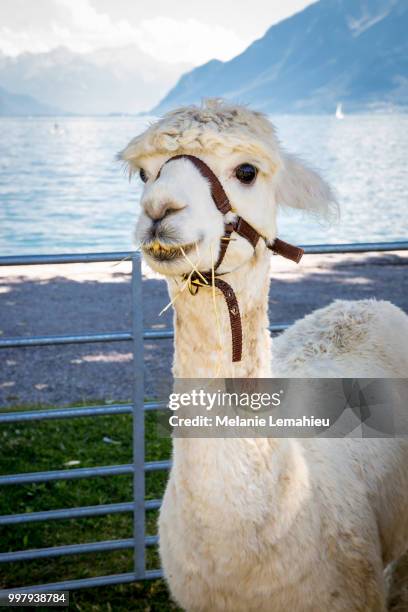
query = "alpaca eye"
(235, 163, 258, 184)
(139, 168, 148, 183)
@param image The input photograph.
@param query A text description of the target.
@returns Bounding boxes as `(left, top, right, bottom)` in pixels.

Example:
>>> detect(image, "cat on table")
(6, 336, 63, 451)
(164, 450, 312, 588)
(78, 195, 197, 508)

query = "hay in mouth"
(143, 241, 196, 262)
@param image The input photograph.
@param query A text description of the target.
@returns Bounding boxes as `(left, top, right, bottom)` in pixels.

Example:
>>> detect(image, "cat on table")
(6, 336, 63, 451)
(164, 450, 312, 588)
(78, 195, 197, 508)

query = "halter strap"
(268, 237, 304, 263)
(162, 154, 303, 261)
(159, 154, 304, 362)
(163, 154, 232, 214)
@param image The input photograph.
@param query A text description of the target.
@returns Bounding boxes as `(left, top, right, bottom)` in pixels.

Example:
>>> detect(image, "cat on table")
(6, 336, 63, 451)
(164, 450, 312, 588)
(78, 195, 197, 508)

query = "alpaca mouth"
(142, 241, 196, 262)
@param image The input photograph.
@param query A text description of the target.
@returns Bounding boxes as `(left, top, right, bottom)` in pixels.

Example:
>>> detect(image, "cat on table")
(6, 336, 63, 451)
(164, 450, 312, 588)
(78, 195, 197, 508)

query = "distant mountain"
(0, 46, 191, 115)
(0, 84, 61, 116)
(153, 0, 408, 114)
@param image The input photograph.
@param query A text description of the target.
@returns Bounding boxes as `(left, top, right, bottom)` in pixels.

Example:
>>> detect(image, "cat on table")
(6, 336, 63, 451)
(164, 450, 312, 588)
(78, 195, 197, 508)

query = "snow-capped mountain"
(152, 0, 408, 114)
(0, 46, 191, 115)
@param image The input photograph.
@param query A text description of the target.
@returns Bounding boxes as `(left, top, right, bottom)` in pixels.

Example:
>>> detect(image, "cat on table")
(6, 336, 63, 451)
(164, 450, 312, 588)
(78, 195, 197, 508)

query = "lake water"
(0, 114, 407, 255)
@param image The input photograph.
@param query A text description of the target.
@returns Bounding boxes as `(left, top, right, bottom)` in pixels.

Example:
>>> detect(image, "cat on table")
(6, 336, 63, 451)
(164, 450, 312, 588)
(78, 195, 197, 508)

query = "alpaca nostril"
(160, 206, 179, 221)
(150, 218, 161, 239)
(149, 209, 178, 240)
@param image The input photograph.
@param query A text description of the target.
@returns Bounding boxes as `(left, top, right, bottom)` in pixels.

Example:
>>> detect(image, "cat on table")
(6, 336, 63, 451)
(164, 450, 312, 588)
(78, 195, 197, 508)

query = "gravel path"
(0, 251, 407, 408)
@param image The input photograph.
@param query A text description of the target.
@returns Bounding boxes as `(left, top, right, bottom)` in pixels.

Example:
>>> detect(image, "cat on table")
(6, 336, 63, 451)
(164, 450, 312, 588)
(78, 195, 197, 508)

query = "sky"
(0, 0, 314, 65)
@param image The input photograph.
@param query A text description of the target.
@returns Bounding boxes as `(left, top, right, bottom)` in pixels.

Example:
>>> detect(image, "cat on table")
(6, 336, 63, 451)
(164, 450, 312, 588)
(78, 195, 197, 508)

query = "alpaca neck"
(168, 246, 272, 379)
(165, 249, 307, 532)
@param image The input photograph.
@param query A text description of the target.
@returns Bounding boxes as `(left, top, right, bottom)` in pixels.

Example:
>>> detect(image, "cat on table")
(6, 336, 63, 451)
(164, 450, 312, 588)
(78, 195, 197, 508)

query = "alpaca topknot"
(119, 98, 282, 175)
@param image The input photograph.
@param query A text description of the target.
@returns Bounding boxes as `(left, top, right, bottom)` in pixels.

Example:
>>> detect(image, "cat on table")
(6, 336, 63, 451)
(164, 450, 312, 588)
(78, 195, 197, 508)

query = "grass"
(0, 402, 181, 611)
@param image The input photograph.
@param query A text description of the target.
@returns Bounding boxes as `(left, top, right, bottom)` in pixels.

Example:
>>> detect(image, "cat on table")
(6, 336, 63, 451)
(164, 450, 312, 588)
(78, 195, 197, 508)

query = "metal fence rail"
(0, 251, 157, 594)
(0, 240, 407, 594)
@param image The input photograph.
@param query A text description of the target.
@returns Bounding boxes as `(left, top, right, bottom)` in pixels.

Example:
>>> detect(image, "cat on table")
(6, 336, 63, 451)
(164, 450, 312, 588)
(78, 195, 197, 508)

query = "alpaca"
(120, 99, 408, 612)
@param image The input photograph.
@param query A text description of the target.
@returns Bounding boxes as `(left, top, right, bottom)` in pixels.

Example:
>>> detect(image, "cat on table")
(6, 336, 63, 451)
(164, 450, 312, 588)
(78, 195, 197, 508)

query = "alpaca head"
(119, 99, 337, 277)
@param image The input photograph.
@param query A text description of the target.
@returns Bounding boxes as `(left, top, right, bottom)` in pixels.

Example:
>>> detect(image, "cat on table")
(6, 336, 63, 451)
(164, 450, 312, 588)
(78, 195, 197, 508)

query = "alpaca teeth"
(150, 243, 174, 254)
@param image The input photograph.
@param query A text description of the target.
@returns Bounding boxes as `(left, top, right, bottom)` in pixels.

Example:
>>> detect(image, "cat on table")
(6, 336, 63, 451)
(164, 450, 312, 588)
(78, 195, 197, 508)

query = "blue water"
(0, 114, 407, 255)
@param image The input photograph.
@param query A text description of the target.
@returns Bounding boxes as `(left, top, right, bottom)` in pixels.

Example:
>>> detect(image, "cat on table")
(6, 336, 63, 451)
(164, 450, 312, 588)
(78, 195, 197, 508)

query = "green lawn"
(0, 404, 181, 611)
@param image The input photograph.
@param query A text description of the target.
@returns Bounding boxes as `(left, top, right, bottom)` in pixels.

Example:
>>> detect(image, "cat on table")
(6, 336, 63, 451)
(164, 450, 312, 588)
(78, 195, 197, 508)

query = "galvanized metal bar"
(0, 331, 132, 349)
(0, 570, 162, 595)
(145, 498, 161, 511)
(143, 401, 167, 412)
(144, 323, 289, 340)
(0, 464, 133, 486)
(0, 324, 290, 351)
(0, 252, 133, 266)
(269, 323, 290, 333)
(302, 241, 408, 254)
(0, 573, 138, 594)
(0, 241, 407, 268)
(0, 404, 133, 423)
(143, 329, 174, 340)
(1, 241, 405, 349)
(0, 539, 134, 563)
(144, 460, 171, 472)
(0, 535, 159, 564)
(0, 401, 165, 424)
(145, 569, 163, 579)
(0, 499, 161, 526)
(0, 461, 171, 486)
(131, 252, 146, 579)
(0, 502, 134, 525)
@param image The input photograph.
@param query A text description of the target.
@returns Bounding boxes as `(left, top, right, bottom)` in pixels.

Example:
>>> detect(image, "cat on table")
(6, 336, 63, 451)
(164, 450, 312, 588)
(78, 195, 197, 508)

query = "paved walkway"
(0, 251, 407, 407)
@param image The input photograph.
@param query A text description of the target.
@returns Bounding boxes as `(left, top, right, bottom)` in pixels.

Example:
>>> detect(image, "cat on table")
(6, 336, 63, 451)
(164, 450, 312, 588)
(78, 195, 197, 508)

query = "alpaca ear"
(275, 153, 338, 220)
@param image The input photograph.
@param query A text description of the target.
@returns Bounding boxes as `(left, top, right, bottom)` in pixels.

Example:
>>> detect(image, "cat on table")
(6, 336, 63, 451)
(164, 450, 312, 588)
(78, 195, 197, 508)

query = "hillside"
(152, 0, 408, 114)
(0, 46, 190, 115)
(0, 85, 61, 116)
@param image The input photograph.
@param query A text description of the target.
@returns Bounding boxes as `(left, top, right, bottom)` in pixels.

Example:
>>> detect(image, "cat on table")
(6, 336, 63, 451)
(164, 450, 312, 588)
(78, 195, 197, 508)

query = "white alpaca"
(120, 100, 408, 611)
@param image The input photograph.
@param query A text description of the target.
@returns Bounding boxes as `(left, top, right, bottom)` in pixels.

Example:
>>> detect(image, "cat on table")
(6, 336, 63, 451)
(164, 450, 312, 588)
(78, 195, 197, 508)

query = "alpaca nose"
(144, 200, 181, 222)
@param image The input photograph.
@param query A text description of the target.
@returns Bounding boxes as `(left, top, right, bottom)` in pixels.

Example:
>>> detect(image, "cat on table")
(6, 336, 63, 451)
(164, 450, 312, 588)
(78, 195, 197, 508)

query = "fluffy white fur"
(120, 99, 408, 611)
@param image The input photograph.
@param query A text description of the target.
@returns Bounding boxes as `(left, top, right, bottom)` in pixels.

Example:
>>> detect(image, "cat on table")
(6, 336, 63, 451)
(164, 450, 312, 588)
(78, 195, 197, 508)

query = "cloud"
(53, 0, 137, 51)
(134, 17, 248, 64)
(0, 26, 42, 56)
(0, 0, 249, 64)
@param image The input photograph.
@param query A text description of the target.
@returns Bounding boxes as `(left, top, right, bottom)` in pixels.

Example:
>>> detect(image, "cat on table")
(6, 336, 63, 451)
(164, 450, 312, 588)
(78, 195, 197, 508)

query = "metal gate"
(0, 241, 407, 593)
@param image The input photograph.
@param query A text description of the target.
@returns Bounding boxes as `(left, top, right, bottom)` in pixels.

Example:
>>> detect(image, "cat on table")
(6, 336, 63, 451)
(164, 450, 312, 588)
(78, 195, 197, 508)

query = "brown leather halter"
(158, 154, 304, 363)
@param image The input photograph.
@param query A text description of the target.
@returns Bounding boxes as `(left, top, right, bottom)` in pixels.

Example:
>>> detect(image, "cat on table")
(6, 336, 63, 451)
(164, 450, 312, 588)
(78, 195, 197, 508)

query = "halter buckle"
(187, 277, 204, 295)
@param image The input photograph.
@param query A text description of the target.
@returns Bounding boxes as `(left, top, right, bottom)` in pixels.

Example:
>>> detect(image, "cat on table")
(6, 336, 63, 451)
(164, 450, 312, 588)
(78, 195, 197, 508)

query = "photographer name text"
(168, 415, 330, 428)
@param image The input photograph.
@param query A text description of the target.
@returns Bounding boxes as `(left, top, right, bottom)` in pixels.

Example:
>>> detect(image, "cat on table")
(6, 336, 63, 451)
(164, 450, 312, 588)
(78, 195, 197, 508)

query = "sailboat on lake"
(336, 103, 345, 119)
